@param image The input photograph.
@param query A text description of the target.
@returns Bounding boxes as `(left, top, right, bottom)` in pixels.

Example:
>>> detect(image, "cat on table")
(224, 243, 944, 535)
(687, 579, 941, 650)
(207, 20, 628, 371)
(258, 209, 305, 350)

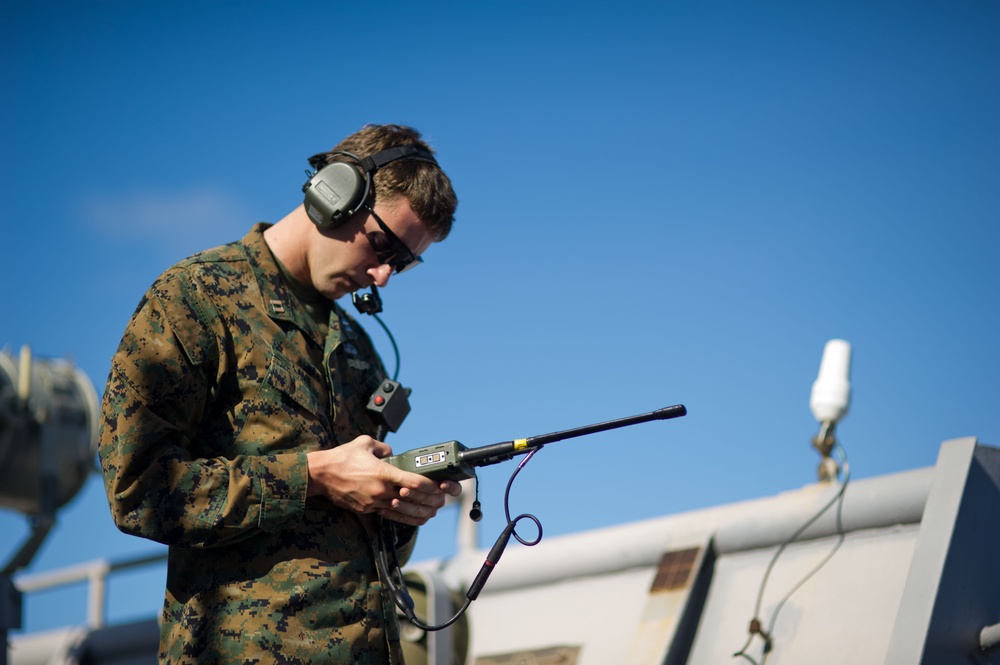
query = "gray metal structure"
(9, 436, 999, 665)
(1, 347, 99, 665)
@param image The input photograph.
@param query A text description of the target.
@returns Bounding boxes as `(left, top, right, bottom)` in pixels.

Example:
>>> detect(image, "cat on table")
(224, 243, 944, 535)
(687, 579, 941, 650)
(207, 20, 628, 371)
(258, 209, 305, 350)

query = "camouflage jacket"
(99, 223, 413, 664)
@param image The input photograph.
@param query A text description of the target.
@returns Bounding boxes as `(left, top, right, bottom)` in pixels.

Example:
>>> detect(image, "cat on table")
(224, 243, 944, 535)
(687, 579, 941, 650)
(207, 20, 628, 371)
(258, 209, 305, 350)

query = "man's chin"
(323, 277, 362, 301)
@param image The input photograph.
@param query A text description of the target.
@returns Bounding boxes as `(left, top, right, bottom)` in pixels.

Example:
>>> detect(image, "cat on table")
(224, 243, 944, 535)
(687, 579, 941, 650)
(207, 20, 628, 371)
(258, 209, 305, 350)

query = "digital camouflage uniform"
(99, 223, 414, 664)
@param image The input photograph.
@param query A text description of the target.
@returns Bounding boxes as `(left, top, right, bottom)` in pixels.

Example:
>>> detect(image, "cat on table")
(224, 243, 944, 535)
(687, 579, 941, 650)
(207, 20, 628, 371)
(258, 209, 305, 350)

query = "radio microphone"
(352, 284, 383, 315)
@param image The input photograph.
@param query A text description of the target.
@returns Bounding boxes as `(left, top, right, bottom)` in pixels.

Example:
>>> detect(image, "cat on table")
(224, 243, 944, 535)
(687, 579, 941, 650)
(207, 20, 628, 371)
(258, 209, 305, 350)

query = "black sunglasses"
(364, 205, 423, 274)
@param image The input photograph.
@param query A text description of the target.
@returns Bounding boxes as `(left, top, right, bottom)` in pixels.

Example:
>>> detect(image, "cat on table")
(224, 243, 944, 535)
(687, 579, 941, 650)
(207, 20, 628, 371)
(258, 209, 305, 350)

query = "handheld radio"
(367, 385, 687, 632)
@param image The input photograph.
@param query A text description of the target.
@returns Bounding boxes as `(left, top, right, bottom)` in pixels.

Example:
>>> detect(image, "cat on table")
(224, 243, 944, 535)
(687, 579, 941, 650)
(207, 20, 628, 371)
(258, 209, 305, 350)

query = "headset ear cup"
(303, 162, 367, 228)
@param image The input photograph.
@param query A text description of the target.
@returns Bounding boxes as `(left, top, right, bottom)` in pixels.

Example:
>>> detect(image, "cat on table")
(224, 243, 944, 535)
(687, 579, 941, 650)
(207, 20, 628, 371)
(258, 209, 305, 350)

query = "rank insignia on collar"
(270, 300, 285, 314)
(347, 358, 371, 371)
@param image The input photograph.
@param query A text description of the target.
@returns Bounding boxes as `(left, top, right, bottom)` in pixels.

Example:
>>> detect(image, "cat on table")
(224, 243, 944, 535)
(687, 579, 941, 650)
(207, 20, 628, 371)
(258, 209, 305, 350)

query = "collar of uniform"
(325, 303, 344, 357)
(241, 223, 323, 338)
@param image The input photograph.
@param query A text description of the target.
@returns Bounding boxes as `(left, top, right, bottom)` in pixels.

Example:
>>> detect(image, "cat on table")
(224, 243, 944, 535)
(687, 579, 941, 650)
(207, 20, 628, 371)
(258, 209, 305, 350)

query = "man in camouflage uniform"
(98, 124, 460, 663)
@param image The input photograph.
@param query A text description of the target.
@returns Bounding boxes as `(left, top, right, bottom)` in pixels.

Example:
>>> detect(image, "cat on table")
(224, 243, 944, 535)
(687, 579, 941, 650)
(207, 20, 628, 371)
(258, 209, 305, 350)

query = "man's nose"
(368, 264, 393, 287)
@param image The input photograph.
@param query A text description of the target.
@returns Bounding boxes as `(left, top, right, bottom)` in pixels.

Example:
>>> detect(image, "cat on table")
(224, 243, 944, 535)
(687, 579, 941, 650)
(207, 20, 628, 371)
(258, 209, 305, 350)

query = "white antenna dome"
(810, 339, 852, 424)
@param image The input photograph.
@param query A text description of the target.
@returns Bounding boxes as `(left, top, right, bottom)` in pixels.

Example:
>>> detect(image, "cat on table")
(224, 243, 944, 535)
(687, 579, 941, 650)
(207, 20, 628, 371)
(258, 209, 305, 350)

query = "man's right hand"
(306, 435, 461, 527)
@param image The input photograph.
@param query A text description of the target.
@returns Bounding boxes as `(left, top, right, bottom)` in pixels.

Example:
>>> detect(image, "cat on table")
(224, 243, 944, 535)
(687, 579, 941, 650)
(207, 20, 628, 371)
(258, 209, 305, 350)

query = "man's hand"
(306, 435, 462, 527)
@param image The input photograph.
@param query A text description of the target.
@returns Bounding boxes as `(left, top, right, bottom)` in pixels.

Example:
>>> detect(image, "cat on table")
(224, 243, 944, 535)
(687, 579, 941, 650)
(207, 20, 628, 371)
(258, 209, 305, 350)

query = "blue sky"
(2, 1, 998, 634)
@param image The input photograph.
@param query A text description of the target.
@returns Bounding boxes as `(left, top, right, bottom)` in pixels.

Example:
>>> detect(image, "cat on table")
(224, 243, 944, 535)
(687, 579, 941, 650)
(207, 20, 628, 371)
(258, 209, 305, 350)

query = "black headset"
(302, 145, 437, 229)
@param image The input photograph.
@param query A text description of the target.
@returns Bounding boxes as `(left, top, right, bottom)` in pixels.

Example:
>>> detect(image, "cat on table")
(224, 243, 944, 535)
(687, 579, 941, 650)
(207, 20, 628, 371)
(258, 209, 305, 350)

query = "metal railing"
(14, 551, 166, 629)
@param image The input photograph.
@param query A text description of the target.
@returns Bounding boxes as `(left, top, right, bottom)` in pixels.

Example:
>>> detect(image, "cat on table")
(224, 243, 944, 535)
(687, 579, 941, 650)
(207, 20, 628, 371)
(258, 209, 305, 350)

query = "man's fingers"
(440, 480, 462, 496)
(367, 438, 392, 459)
(396, 487, 448, 510)
(379, 499, 439, 526)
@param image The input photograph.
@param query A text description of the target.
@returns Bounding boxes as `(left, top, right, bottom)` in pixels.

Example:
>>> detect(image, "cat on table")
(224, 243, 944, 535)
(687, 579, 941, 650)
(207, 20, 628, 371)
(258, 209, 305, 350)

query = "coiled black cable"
(382, 448, 546, 631)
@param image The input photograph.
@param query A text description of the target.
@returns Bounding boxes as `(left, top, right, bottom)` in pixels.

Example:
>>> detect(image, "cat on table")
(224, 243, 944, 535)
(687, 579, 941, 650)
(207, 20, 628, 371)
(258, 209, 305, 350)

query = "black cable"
(378, 519, 473, 631)
(503, 448, 544, 546)
(732, 444, 851, 664)
(382, 448, 546, 632)
(372, 313, 401, 381)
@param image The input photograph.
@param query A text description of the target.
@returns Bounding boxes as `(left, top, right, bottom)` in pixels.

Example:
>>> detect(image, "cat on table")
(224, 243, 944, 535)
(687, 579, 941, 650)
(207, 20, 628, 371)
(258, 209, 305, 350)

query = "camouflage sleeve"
(98, 273, 308, 548)
(394, 524, 418, 566)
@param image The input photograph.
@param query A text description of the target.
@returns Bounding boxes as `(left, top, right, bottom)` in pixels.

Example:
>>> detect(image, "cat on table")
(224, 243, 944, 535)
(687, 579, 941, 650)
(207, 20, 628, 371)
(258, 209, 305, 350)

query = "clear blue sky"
(2, 1, 998, 634)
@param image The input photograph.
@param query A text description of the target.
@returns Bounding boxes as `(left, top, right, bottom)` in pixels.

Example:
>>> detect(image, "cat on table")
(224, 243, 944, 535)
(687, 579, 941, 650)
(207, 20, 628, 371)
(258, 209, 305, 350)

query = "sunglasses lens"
(392, 257, 421, 274)
(365, 231, 422, 274)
